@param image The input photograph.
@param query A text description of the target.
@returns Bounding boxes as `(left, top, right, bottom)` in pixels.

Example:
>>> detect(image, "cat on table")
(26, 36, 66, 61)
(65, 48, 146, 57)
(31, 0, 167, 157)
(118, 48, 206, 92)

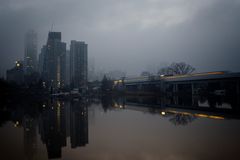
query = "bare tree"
(169, 113, 196, 126)
(158, 62, 195, 75)
(170, 62, 195, 75)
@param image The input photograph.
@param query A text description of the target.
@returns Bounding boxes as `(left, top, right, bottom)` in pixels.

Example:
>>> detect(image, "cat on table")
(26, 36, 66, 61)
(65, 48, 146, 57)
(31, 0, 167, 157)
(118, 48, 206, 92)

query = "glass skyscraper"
(70, 40, 88, 92)
(42, 32, 66, 89)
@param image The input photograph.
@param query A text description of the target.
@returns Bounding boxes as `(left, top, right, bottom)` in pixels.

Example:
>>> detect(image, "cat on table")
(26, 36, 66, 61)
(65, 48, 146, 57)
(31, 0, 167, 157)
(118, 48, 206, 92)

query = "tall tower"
(24, 30, 37, 75)
(70, 40, 88, 92)
(42, 32, 66, 89)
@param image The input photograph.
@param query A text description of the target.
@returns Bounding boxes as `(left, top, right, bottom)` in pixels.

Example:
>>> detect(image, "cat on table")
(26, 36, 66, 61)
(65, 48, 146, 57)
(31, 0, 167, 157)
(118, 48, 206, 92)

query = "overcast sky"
(0, 0, 240, 77)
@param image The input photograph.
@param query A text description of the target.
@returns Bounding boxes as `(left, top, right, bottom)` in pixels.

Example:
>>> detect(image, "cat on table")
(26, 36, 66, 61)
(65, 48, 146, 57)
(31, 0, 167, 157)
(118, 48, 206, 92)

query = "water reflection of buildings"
(70, 100, 88, 148)
(23, 116, 37, 160)
(104, 95, 240, 126)
(39, 99, 88, 159)
(39, 101, 66, 159)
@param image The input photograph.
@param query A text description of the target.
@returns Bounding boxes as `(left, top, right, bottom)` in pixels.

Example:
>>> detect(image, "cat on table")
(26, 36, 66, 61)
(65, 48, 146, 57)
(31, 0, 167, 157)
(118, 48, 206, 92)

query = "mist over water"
(1, 1, 240, 160)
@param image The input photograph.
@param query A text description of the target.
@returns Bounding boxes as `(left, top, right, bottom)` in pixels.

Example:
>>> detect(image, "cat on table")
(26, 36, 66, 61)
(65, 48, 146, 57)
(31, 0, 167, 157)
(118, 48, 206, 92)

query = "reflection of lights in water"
(114, 103, 124, 109)
(57, 104, 61, 117)
(168, 110, 192, 115)
(14, 121, 19, 127)
(114, 103, 118, 108)
(196, 114, 224, 120)
(195, 114, 208, 118)
(167, 110, 224, 120)
(57, 102, 61, 128)
(114, 103, 123, 108)
(208, 116, 224, 120)
(161, 111, 166, 115)
(42, 82, 46, 88)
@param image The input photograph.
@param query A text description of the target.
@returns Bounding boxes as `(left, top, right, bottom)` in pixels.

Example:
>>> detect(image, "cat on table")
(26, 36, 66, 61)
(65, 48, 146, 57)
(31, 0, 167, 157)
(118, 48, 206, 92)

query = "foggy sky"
(1, 0, 240, 77)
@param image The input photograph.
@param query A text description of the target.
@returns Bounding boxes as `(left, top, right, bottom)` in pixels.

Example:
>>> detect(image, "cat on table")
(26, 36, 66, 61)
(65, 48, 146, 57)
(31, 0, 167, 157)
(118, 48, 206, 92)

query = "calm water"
(0, 96, 240, 160)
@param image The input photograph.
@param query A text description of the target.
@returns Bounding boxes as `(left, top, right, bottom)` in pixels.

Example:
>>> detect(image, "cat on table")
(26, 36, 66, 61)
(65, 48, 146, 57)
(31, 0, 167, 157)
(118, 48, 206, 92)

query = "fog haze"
(1, 0, 240, 77)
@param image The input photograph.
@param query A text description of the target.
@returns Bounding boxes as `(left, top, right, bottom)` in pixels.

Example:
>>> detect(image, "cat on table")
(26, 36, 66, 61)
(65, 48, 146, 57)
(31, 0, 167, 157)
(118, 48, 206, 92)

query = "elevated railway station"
(113, 71, 240, 96)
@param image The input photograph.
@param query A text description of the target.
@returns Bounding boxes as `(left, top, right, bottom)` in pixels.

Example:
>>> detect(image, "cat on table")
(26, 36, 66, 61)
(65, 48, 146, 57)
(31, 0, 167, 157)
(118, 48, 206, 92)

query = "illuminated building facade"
(24, 30, 37, 75)
(70, 40, 88, 92)
(42, 32, 66, 89)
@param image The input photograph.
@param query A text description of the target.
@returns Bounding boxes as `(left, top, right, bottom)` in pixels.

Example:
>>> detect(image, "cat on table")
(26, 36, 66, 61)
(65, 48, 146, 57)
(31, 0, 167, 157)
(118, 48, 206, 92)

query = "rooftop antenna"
(51, 23, 54, 32)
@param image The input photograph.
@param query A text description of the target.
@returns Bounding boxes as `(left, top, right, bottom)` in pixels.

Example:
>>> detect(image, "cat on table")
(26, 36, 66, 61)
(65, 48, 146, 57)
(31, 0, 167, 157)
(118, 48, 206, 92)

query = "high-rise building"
(70, 40, 88, 92)
(24, 30, 37, 75)
(42, 32, 66, 89)
(65, 50, 70, 86)
(88, 57, 96, 82)
(38, 45, 46, 77)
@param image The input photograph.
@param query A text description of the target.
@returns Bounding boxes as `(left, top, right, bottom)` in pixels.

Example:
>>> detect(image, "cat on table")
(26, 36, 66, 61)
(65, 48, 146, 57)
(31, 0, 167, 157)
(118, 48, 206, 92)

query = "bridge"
(113, 71, 240, 96)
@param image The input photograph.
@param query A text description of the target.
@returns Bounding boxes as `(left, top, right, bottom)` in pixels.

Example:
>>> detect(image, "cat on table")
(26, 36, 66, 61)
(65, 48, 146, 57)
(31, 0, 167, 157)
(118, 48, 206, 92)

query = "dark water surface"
(0, 96, 240, 160)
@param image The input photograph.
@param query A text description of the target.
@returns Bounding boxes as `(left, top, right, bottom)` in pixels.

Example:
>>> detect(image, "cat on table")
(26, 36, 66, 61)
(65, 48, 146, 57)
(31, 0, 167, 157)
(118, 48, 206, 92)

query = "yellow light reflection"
(161, 111, 166, 115)
(167, 110, 225, 120)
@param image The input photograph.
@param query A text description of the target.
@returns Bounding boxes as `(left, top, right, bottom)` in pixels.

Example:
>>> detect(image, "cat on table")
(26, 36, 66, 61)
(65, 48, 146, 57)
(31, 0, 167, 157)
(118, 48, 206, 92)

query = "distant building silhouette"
(70, 40, 88, 93)
(24, 30, 37, 75)
(42, 32, 66, 89)
(6, 60, 24, 84)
